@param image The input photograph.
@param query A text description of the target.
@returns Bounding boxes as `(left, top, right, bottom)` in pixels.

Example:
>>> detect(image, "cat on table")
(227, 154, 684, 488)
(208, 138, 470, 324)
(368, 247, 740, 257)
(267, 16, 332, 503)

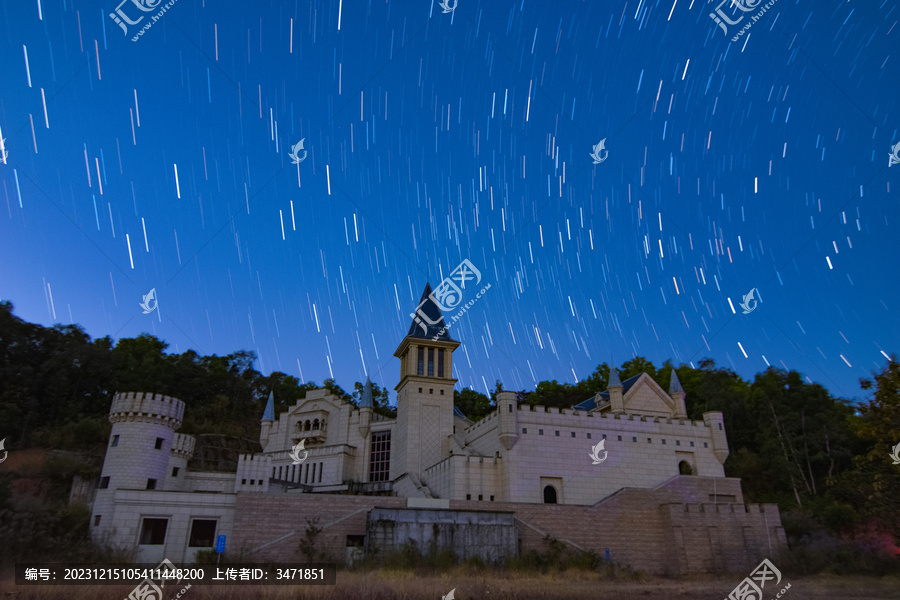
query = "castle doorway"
(543, 485, 558, 504)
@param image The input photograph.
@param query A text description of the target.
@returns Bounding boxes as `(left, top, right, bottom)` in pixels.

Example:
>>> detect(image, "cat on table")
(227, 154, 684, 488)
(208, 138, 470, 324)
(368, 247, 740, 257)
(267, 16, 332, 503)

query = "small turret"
(359, 377, 374, 439)
(703, 411, 729, 465)
(608, 368, 625, 414)
(670, 369, 687, 419)
(260, 391, 274, 450)
(497, 390, 519, 450)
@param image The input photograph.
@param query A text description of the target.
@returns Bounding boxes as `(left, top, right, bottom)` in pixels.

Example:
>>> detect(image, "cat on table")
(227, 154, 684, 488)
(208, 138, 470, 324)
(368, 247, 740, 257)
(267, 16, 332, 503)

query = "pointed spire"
(407, 283, 454, 341)
(669, 369, 684, 394)
(608, 367, 622, 388)
(261, 391, 274, 422)
(360, 377, 374, 407)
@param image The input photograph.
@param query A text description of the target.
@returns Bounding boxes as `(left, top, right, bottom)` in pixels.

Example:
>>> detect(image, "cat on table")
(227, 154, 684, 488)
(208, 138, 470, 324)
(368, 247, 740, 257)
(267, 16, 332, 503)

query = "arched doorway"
(678, 460, 693, 475)
(543, 485, 558, 504)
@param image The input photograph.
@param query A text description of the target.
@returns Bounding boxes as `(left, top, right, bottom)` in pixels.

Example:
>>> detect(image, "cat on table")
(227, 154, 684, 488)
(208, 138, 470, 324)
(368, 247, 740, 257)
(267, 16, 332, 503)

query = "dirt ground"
(2, 570, 899, 600)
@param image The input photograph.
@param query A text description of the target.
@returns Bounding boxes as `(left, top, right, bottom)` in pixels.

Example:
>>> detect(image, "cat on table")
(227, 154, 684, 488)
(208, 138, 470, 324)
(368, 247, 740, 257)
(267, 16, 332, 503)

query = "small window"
(419, 387, 423, 393)
(146, 479, 157, 490)
(250, 479, 255, 485)
(154, 438, 164, 450)
(618, 435, 622, 441)
(587, 433, 592, 439)
(539, 429, 544, 435)
(571, 432, 576, 437)
(676, 440, 681, 446)
(429, 389, 433, 394)
(543, 486, 558, 504)
(478, 494, 483, 501)
(555, 431, 560, 437)
(648, 438, 652, 443)
(241, 479, 247, 485)
(172, 467, 180, 477)
(139, 518, 168, 545)
(111, 435, 119, 447)
(258, 480, 262, 485)
(679, 461, 693, 475)
(99, 476, 110, 489)
(690, 441, 695, 447)
(490, 495, 495, 501)
(93, 515, 101, 526)
(718, 423, 723, 430)
(662, 440, 666, 445)
(509, 404, 513, 413)
(602, 434, 607, 440)
(522, 428, 527, 433)
(704, 442, 708, 448)
(438, 349, 445, 378)
(417, 347, 424, 376)
(632, 437, 637, 443)
(440, 390, 444, 395)
(466, 494, 471, 500)
(188, 519, 217, 547)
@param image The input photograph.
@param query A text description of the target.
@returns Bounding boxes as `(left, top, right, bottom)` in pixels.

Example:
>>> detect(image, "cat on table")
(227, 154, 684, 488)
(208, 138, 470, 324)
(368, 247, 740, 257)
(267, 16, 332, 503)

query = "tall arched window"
(543, 485, 558, 504)
(312, 419, 319, 430)
(304, 420, 311, 431)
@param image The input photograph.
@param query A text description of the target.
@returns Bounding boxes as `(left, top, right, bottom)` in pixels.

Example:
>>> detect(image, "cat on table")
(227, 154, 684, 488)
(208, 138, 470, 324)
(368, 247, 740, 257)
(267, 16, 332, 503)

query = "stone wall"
(231, 478, 786, 574)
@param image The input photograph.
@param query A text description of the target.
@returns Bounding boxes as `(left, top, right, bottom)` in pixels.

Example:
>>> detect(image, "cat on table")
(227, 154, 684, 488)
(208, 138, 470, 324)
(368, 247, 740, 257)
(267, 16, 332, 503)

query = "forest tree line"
(0, 300, 897, 570)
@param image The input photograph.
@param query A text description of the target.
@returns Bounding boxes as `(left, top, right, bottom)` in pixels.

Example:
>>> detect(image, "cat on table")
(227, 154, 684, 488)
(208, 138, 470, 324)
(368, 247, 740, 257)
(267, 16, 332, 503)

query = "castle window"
(292, 465, 297, 481)
(718, 423, 723, 430)
(478, 495, 483, 501)
(704, 442, 708, 448)
(304, 464, 309, 484)
(632, 437, 637, 443)
(648, 438, 652, 443)
(319, 463, 323, 483)
(250, 479, 255, 485)
(440, 390, 444, 395)
(438, 349, 445, 377)
(258, 480, 262, 485)
(93, 515, 101, 526)
(466, 494, 471, 500)
(662, 440, 666, 445)
(172, 467, 180, 477)
(690, 442, 695, 447)
(99, 476, 110, 489)
(429, 389, 433, 394)
(676, 440, 681, 446)
(313, 419, 319, 430)
(571, 432, 576, 437)
(139, 518, 168, 545)
(304, 420, 311, 431)
(509, 404, 513, 413)
(417, 347, 424, 375)
(555, 431, 560, 437)
(369, 431, 391, 482)
(154, 438, 164, 450)
(146, 479, 157, 490)
(278, 466, 283, 479)
(618, 436, 622, 441)
(419, 388, 423, 393)
(428, 348, 435, 376)
(587, 433, 592, 439)
(188, 519, 217, 547)
(111, 435, 119, 447)
(543, 486, 558, 504)
(522, 428, 527, 434)
(490, 495, 494, 501)
(241, 479, 247, 485)
(538, 429, 544, 435)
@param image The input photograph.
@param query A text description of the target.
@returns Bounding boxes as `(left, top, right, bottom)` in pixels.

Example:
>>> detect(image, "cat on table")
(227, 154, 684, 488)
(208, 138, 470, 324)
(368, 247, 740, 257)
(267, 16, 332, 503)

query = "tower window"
(369, 431, 391, 482)
(490, 495, 494, 501)
(139, 518, 168, 545)
(241, 479, 247, 485)
(543, 486, 558, 504)
(428, 348, 435, 376)
(429, 389, 433, 394)
(172, 467, 180, 477)
(719, 423, 723, 430)
(438, 349, 445, 377)
(417, 347, 424, 375)
(690, 442, 695, 447)
(587, 433, 592, 439)
(250, 479, 255, 485)
(466, 494, 471, 500)
(522, 428, 527, 434)
(146, 479, 157, 490)
(111, 435, 119, 447)
(571, 432, 576, 437)
(648, 438, 652, 443)
(99, 476, 110, 489)
(93, 515, 101, 526)
(478, 495, 483, 501)
(440, 390, 444, 395)
(258, 480, 262, 485)
(704, 442, 709, 448)
(555, 431, 560, 437)
(662, 439, 666, 445)
(154, 438, 164, 450)
(676, 440, 681, 446)
(633, 437, 637, 443)
(538, 429, 544, 435)
(618, 436, 622, 441)
(509, 404, 513, 413)
(419, 388, 423, 393)
(189, 519, 217, 547)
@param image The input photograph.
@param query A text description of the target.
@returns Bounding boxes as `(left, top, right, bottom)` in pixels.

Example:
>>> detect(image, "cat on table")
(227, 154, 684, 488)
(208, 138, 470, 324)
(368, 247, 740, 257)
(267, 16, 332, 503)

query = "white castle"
(87, 283, 773, 569)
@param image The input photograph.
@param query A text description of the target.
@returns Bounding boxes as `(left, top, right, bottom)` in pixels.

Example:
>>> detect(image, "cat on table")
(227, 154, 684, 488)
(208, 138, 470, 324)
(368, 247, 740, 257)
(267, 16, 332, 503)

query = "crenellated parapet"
(171, 433, 195, 460)
(109, 392, 184, 429)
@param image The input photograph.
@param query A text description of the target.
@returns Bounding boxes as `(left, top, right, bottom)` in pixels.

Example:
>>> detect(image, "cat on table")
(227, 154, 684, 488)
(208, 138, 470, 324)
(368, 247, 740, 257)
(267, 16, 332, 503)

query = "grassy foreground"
(2, 569, 900, 600)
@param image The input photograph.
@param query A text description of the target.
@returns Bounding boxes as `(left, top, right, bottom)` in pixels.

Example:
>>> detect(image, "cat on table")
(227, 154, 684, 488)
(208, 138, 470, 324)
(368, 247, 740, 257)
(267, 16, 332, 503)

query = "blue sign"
(605, 547, 610, 563)
(216, 535, 226, 554)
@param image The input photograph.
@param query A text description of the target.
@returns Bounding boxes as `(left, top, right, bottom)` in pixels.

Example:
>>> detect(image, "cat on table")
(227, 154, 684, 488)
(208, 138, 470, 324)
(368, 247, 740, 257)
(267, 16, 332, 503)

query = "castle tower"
(608, 368, 625, 414)
(703, 411, 730, 465)
(260, 391, 274, 451)
(669, 369, 688, 419)
(92, 392, 184, 540)
(496, 390, 519, 450)
(166, 433, 195, 491)
(390, 283, 460, 481)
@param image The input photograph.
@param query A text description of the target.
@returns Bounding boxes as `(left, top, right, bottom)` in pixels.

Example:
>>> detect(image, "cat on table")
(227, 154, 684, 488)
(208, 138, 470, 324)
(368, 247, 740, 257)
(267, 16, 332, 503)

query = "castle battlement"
(109, 391, 184, 428)
(171, 433, 195, 459)
(513, 402, 708, 429)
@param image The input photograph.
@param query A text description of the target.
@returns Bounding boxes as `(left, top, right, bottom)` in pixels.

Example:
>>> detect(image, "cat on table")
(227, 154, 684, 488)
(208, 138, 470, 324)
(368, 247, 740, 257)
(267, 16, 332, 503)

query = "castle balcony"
(293, 418, 327, 445)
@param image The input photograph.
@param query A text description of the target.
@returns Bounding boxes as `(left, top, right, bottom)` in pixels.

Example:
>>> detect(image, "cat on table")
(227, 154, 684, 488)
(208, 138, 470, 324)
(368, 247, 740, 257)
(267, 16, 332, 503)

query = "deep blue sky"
(1, 0, 897, 402)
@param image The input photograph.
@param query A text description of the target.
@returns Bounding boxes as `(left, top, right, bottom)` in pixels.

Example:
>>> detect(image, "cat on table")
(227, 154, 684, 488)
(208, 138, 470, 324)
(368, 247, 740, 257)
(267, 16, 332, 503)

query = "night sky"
(1, 0, 897, 403)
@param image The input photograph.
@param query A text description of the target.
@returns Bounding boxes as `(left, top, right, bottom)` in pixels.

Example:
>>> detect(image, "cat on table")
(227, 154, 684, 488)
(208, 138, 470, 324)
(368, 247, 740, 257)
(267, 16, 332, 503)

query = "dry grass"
(2, 569, 899, 600)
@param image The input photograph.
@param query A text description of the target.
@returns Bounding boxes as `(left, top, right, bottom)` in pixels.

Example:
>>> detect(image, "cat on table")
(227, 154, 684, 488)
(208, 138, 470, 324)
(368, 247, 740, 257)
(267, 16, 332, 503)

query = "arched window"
(679, 460, 693, 475)
(312, 419, 319, 430)
(304, 420, 311, 431)
(543, 485, 558, 504)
